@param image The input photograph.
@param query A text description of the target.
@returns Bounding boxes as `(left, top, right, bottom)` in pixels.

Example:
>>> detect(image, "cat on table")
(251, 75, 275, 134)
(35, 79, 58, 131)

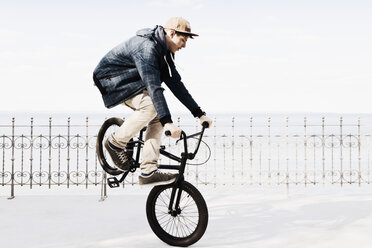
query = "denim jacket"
(93, 25, 204, 125)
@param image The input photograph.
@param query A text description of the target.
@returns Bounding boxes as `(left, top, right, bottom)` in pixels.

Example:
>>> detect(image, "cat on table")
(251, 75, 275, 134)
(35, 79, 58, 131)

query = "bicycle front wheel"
(146, 181, 208, 247)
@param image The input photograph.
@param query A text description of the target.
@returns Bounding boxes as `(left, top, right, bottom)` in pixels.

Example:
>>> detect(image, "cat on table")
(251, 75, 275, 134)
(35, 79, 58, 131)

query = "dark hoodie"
(93, 25, 204, 125)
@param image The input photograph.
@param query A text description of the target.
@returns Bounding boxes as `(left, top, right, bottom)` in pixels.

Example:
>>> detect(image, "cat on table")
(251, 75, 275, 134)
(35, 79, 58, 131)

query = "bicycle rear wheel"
(146, 181, 208, 247)
(96, 117, 133, 176)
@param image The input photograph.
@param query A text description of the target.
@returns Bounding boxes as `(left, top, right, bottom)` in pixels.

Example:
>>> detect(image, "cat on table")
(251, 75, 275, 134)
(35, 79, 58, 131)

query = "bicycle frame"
(108, 124, 208, 193)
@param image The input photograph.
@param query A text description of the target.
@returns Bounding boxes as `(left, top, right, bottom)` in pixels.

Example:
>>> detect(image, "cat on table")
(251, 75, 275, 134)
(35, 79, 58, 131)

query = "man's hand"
(200, 115, 213, 128)
(164, 123, 182, 139)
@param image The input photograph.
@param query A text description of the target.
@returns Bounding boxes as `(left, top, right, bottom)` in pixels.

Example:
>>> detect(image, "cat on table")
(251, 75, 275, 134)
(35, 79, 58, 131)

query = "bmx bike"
(96, 117, 209, 247)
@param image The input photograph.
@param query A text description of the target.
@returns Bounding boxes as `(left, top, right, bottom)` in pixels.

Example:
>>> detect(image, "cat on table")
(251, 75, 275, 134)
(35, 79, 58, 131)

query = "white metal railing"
(1, 116, 370, 198)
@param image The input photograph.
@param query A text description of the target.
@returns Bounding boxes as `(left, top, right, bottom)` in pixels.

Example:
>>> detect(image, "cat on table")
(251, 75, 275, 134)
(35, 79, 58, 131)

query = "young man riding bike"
(93, 17, 212, 186)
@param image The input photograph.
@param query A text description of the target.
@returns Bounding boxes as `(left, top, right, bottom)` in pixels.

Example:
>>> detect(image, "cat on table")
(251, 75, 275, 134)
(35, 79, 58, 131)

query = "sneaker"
(104, 139, 132, 171)
(139, 170, 178, 186)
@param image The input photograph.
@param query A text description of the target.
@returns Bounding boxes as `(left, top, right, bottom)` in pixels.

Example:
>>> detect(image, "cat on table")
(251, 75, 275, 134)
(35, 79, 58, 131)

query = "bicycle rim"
(96, 117, 125, 176)
(146, 181, 208, 247)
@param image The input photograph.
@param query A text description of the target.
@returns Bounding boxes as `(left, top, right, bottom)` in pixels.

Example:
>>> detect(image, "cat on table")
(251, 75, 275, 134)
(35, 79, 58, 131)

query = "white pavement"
(1, 185, 372, 248)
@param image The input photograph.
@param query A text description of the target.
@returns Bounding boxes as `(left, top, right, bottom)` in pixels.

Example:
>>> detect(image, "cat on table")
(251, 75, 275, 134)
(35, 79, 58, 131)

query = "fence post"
(232, 117, 235, 185)
(268, 117, 271, 185)
(86, 117, 89, 189)
(322, 117, 325, 185)
(100, 171, 107, 201)
(340, 117, 343, 186)
(358, 117, 361, 186)
(213, 117, 217, 188)
(304, 117, 307, 187)
(286, 117, 289, 189)
(8, 117, 15, 199)
(48, 117, 52, 188)
(249, 117, 253, 185)
(67, 117, 70, 188)
(30, 117, 34, 189)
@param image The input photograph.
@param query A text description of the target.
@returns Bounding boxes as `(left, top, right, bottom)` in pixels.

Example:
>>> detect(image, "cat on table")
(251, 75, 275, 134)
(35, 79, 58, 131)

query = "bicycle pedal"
(107, 177, 120, 188)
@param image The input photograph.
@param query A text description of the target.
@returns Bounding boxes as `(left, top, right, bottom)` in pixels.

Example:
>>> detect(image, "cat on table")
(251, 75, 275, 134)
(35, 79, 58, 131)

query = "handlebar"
(164, 121, 209, 160)
(164, 121, 209, 137)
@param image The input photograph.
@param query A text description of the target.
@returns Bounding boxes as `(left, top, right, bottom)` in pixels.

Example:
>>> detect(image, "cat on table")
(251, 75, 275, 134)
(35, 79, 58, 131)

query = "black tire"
(96, 117, 133, 176)
(146, 181, 208, 247)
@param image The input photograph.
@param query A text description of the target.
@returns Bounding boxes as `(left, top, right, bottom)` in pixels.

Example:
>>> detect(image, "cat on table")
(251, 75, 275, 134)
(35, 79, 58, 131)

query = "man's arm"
(165, 71, 213, 128)
(164, 72, 205, 118)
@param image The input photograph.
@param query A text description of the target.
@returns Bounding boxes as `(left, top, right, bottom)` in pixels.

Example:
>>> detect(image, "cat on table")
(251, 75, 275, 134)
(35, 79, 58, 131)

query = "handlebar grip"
(165, 130, 171, 136)
(202, 121, 210, 128)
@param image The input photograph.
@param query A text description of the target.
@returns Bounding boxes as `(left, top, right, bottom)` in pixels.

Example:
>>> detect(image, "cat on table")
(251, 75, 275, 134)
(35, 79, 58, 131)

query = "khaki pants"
(109, 91, 163, 174)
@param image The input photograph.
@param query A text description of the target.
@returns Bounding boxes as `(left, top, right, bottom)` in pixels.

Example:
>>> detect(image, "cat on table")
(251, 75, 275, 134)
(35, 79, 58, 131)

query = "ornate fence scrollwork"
(0, 116, 370, 197)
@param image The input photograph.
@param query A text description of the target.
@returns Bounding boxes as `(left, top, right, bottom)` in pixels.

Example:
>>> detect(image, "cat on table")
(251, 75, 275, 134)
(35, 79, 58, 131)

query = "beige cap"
(164, 17, 199, 38)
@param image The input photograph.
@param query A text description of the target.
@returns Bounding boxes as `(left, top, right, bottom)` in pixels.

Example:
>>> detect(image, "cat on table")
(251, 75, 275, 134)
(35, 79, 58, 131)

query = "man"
(93, 17, 212, 186)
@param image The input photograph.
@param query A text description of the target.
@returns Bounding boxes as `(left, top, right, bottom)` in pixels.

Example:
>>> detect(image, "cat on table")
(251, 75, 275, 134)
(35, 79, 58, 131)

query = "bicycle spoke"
(181, 196, 195, 210)
(177, 217, 192, 236)
(170, 218, 176, 235)
(178, 216, 195, 235)
(175, 218, 181, 237)
(180, 209, 198, 214)
(156, 212, 170, 222)
(162, 215, 173, 233)
(178, 219, 187, 237)
(179, 191, 189, 203)
(176, 212, 198, 237)
(159, 215, 172, 227)
(158, 190, 170, 206)
(180, 214, 198, 227)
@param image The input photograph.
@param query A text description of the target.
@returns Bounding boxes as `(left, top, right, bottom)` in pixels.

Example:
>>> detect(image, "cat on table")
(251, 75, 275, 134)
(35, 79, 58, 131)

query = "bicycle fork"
(168, 153, 188, 215)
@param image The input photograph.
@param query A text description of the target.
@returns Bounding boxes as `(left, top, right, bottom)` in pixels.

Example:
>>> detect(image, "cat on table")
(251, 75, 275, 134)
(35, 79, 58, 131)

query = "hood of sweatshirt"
(136, 25, 175, 77)
(136, 25, 167, 56)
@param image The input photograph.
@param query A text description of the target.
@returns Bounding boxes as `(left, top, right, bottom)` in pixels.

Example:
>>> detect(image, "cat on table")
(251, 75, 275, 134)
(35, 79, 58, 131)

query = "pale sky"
(1, 0, 371, 115)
